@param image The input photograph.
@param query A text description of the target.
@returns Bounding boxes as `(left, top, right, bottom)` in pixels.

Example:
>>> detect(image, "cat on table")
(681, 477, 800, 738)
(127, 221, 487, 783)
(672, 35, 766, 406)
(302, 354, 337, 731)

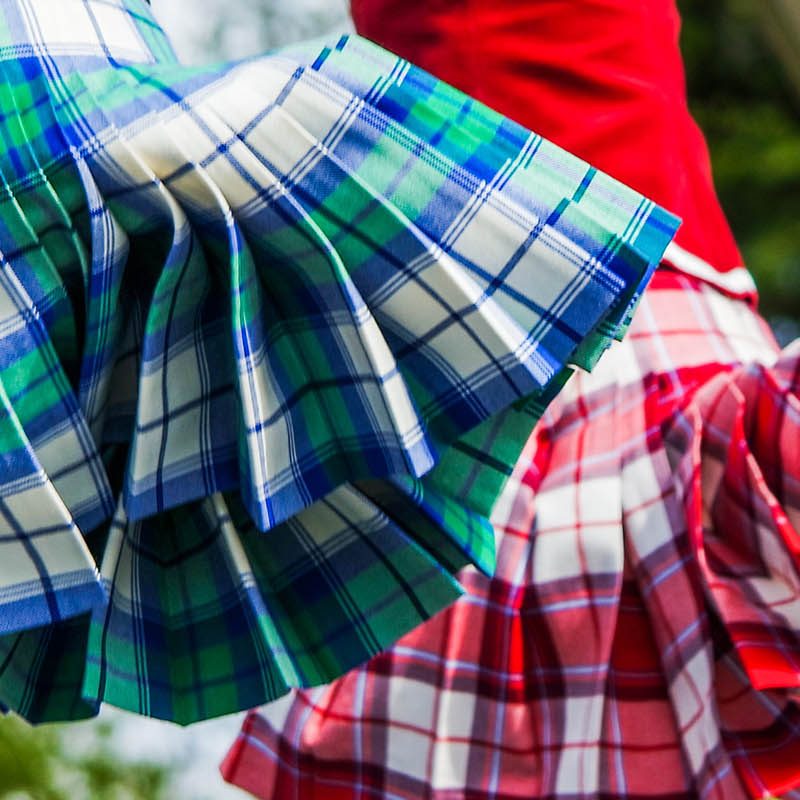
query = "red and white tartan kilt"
(222, 269, 800, 800)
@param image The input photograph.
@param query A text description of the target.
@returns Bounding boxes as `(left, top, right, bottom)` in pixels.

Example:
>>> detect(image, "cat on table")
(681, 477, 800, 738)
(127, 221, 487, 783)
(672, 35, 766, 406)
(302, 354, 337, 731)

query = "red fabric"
(222, 272, 797, 800)
(666, 343, 800, 800)
(351, 0, 747, 290)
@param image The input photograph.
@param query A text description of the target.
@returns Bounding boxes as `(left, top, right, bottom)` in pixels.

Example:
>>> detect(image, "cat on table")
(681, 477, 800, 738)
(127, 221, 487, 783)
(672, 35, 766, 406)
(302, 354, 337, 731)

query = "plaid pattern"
(223, 271, 800, 800)
(0, 0, 678, 723)
(665, 341, 800, 799)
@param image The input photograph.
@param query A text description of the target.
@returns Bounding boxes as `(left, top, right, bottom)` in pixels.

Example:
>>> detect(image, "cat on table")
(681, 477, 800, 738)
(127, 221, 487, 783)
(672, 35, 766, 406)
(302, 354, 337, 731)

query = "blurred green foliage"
(0, 716, 171, 800)
(679, 0, 800, 332)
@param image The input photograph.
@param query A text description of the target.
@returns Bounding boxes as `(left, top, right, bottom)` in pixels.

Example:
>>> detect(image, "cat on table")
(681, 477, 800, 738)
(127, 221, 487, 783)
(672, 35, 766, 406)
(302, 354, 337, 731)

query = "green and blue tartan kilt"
(0, 0, 679, 724)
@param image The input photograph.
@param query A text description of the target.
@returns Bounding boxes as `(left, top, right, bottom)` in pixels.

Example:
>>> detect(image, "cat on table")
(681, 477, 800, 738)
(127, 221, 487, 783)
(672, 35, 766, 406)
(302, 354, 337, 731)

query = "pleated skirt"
(222, 271, 800, 799)
(0, 0, 676, 724)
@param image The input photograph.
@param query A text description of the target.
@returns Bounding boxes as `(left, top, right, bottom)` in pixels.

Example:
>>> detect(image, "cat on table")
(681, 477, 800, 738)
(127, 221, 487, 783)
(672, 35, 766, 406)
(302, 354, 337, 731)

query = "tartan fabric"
(665, 342, 800, 799)
(0, 0, 678, 723)
(222, 270, 800, 800)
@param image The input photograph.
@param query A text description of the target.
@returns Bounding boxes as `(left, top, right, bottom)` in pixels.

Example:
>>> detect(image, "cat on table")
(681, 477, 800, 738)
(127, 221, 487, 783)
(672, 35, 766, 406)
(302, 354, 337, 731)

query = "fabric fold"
(0, 0, 677, 723)
(221, 272, 784, 800)
(665, 343, 800, 799)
